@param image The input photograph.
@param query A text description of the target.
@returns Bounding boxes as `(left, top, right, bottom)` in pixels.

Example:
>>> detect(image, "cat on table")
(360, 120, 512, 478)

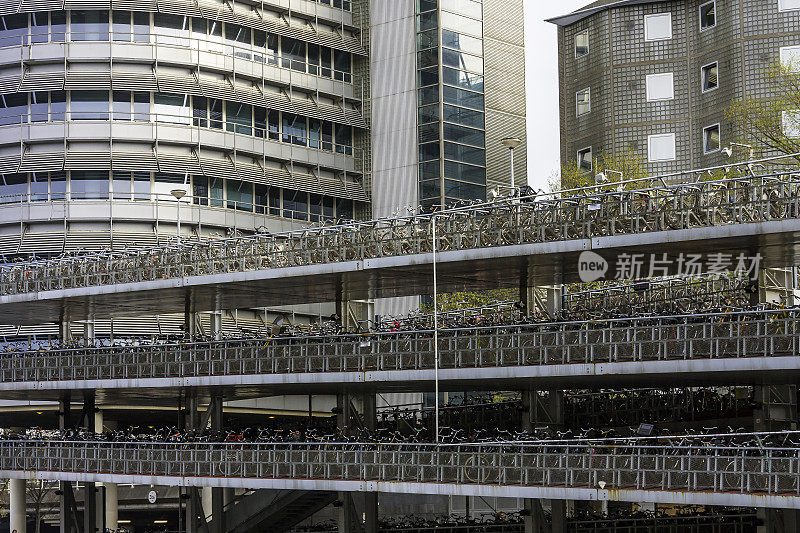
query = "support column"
(104, 482, 118, 532)
(758, 508, 800, 533)
(520, 262, 563, 319)
(550, 499, 568, 533)
(185, 293, 197, 338)
(522, 390, 568, 533)
(10, 478, 25, 533)
(522, 498, 546, 533)
(83, 392, 97, 533)
(185, 392, 201, 533)
(209, 395, 224, 533)
(209, 311, 223, 340)
(336, 296, 375, 333)
(336, 393, 376, 533)
(58, 394, 77, 533)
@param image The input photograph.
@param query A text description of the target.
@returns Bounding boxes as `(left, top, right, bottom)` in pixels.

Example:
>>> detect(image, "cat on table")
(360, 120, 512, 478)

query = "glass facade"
(0, 12, 353, 82)
(416, 0, 486, 209)
(0, 171, 355, 222)
(0, 91, 353, 155)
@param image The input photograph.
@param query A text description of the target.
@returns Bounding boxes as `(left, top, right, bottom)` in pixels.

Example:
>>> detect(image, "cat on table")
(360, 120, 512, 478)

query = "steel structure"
(3, 171, 800, 295)
(0, 308, 796, 400)
(3, 439, 800, 509)
(1, 171, 800, 324)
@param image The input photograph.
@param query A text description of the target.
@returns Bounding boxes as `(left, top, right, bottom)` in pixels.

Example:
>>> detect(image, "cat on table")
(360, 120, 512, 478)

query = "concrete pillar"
(58, 395, 74, 533)
(550, 499, 567, 533)
(209, 311, 223, 340)
(209, 395, 224, 533)
(364, 492, 378, 533)
(185, 393, 201, 533)
(523, 498, 545, 533)
(79, 393, 97, 533)
(520, 282, 562, 319)
(185, 294, 197, 338)
(185, 488, 200, 533)
(336, 297, 375, 333)
(336, 493, 356, 533)
(754, 384, 798, 432)
(758, 508, 800, 533)
(10, 478, 25, 533)
(104, 482, 118, 532)
(83, 317, 95, 346)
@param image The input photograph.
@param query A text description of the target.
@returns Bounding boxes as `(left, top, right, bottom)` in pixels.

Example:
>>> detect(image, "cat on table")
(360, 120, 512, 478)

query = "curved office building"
(0, 1, 368, 259)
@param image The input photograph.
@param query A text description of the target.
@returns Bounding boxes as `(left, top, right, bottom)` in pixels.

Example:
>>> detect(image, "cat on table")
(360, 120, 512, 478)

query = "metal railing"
(2, 164, 800, 296)
(2, 439, 800, 499)
(0, 309, 796, 385)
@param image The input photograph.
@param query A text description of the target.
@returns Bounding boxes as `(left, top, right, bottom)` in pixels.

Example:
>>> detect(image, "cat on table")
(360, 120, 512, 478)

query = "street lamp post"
(171, 189, 187, 244)
(432, 213, 440, 444)
(501, 137, 523, 195)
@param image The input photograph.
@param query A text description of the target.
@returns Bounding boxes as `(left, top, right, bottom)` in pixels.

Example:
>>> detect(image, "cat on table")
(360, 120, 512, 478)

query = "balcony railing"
(0, 309, 796, 385)
(1, 161, 800, 296)
(2, 439, 799, 500)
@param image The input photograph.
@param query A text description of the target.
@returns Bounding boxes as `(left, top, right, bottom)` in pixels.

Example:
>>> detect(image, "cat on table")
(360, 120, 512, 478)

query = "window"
(576, 88, 591, 116)
(703, 124, 721, 153)
(701, 62, 719, 92)
(71, 171, 109, 200)
(577, 147, 592, 172)
(648, 133, 676, 162)
(644, 13, 672, 41)
(575, 31, 589, 57)
(70, 91, 109, 120)
(699, 1, 716, 31)
(646, 73, 674, 101)
(783, 110, 800, 138)
(71, 10, 110, 41)
(781, 45, 800, 71)
(779, 0, 800, 11)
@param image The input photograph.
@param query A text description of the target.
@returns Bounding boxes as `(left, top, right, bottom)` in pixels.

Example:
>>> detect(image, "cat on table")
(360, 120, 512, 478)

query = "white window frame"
(575, 30, 589, 58)
(577, 146, 593, 172)
(701, 61, 719, 93)
(645, 72, 675, 102)
(780, 45, 800, 71)
(779, 0, 800, 12)
(699, 1, 716, 31)
(783, 110, 800, 138)
(648, 133, 677, 162)
(576, 88, 591, 117)
(644, 13, 673, 42)
(702, 123, 721, 154)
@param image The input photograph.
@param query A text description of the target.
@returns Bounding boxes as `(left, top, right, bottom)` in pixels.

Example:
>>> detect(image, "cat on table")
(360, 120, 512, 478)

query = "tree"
(726, 59, 800, 160)
(551, 146, 649, 193)
(27, 480, 57, 533)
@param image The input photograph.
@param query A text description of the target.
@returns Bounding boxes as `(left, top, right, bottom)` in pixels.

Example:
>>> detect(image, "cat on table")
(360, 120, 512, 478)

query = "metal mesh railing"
(2, 440, 799, 499)
(0, 309, 796, 385)
(1, 169, 800, 296)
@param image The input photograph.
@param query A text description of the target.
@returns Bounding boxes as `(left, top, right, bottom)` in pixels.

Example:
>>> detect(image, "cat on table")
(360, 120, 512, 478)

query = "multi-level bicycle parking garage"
(3, 165, 800, 532)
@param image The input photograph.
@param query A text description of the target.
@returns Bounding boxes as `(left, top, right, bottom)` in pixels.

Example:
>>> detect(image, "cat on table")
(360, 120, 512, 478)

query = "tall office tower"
(370, 0, 526, 216)
(550, 0, 800, 176)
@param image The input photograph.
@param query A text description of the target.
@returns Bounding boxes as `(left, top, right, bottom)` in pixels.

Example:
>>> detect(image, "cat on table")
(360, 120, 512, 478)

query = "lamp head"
(501, 137, 522, 150)
(722, 147, 733, 158)
(595, 172, 609, 184)
(171, 189, 187, 200)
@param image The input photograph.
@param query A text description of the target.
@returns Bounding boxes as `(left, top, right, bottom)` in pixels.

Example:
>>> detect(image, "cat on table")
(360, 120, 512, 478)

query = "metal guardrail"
(1, 168, 800, 296)
(2, 440, 800, 499)
(0, 309, 796, 385)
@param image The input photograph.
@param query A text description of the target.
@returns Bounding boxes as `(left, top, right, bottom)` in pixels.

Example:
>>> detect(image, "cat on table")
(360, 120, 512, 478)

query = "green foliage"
(725, 59, 800, 162)
(421, 289, 518, 313)
(552, 146, 649, 193)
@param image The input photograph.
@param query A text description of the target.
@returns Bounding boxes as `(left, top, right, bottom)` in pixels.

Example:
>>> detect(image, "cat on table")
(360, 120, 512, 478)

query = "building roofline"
(546, 0, 666, 27)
